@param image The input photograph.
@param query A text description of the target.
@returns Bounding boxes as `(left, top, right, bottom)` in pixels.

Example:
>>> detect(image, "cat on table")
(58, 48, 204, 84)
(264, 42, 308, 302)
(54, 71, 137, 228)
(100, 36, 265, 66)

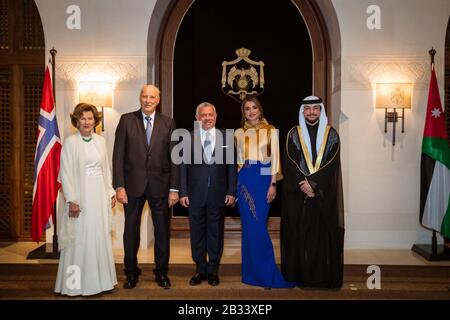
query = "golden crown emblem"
(221, 47, 265, 102)
(235, 48, 251, 58)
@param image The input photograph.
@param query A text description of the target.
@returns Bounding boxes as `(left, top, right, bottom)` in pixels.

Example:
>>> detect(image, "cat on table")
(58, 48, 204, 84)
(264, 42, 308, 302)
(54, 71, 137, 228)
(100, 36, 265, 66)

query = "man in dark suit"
(179, 102, 237, 286)
(113, 84, 179, 289)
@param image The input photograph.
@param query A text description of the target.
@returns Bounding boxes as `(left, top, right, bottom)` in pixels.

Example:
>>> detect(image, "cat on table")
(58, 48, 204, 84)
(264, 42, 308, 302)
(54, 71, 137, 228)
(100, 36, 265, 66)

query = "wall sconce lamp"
(376, 82, 412, 146)
(79, 81, 113, 131)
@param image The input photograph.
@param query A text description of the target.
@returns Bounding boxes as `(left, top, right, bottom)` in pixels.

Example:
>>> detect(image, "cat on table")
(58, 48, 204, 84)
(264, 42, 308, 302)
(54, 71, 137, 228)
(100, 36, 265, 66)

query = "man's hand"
(116, 187, 128, 204)
(179, 196, 189, 208)
(225, 195, 235, 206)
(305, 190, 315, 198)
(69, 202, 81, 218)
(299, 180, 315, 198)
(168, 191, 179, 208)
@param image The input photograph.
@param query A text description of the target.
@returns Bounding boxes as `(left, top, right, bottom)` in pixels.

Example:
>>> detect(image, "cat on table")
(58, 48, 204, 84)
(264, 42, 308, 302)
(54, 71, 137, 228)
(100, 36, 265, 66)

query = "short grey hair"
(195, 102, 216, 117)
(140, 84, 160, 97)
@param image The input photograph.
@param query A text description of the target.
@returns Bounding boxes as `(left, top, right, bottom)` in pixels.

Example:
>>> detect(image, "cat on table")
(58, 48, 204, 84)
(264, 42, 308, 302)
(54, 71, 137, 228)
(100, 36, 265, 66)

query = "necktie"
(145, 116, 152, 145)
(204, 131, 212, 163)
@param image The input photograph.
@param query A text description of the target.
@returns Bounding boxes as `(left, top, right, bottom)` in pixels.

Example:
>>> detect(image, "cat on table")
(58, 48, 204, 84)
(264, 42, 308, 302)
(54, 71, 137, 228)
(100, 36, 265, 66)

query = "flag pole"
(411, 47, 450, 261)
(50, 47, 58, 254)
(428, 48, 438, 256)
(27, 48, 60, 259)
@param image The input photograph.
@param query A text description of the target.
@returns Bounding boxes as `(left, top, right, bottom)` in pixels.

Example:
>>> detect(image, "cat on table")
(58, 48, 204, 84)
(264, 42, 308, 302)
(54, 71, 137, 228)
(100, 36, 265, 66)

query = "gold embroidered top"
(234, 118, 283, 180)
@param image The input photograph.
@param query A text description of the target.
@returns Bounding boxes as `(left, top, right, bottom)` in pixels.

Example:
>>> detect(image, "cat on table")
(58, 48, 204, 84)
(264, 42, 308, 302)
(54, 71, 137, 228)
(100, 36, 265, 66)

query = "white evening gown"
(55, 140, 117, 296)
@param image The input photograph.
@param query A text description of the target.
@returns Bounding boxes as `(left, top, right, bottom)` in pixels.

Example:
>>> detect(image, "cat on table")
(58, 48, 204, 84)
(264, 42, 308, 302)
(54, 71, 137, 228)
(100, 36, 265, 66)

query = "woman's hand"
(68, 202, 81, 218)
(267, 185, 277, 203)
(111, 196, 116, 208)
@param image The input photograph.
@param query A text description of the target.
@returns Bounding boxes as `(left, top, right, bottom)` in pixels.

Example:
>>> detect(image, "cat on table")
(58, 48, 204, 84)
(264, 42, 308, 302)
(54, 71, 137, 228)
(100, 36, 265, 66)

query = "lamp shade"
(79, 81, 113, 108)
(376, 83, 412, 109)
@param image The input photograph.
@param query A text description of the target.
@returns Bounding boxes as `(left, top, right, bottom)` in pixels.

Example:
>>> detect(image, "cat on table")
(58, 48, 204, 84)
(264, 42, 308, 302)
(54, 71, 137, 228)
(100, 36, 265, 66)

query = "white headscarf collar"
(298, 96, 328, 160)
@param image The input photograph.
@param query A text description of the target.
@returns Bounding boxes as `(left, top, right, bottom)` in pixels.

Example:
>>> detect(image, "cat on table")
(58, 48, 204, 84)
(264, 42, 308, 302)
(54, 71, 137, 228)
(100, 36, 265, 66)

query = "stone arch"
(147, 0, 341, 127)
(147, 0, 342, 235)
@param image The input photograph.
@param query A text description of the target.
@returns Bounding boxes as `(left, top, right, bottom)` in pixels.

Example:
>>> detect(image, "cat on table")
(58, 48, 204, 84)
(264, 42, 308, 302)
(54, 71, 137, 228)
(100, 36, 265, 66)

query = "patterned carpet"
(0, 264, 449, 300)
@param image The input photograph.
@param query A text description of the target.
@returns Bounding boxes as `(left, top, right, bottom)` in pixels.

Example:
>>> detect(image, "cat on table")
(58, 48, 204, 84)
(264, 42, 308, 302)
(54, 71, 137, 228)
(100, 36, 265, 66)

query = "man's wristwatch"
(271, 182, 277, 187)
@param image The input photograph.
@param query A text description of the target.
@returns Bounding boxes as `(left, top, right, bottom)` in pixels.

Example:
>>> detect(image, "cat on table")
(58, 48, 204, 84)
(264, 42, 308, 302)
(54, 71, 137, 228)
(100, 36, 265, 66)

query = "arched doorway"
(149, 0, 338, 237)
(0, 0, 45, 240)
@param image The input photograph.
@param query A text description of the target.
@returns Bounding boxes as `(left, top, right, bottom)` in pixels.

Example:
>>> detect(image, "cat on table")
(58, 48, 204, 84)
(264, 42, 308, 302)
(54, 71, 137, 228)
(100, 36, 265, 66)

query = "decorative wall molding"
(342, 55, 442, 90)
(55, 56, 146, 89)
(332, 58, 341, 93)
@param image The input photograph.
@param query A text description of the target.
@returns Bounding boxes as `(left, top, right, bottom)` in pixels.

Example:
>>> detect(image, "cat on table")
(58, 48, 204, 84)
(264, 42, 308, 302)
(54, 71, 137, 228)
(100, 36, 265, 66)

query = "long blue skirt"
(237, 161, 295, 288)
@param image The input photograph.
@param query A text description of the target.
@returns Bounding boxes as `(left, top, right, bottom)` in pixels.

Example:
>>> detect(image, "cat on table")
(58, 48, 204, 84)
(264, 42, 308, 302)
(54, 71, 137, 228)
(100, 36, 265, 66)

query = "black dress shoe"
(207, 273, 220, 286)
(123, 275, 138, 289)
(189, 273, 207, 286)
(155, 273, 171, 289)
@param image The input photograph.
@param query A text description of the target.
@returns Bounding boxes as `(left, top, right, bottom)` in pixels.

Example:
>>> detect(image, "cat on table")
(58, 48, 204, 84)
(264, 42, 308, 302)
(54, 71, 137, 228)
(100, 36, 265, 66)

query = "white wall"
(333, 0, 450, 248)
(36, 0, 157, 249)
(36, 0, 450, 250)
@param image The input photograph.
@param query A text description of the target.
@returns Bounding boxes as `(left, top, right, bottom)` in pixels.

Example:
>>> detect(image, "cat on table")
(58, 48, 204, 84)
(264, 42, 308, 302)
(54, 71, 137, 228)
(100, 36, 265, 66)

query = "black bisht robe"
(281, 124, 344, 288)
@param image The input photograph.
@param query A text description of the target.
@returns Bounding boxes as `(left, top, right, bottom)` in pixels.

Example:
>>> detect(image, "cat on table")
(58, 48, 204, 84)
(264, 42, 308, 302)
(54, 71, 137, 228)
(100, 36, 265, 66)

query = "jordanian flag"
(420, 65, 450, 238)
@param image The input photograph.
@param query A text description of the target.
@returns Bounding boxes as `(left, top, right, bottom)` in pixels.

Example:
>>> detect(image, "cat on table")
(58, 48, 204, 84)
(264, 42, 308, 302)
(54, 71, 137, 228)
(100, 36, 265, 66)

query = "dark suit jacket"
(113, 110, 179, 198)
(179, 129, 237, 206)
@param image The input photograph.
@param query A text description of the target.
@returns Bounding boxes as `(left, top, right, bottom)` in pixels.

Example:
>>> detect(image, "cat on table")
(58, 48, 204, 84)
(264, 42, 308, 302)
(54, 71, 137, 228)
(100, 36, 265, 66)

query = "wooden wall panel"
(0, 0, 44, 240)
(0, 68, 11, 238)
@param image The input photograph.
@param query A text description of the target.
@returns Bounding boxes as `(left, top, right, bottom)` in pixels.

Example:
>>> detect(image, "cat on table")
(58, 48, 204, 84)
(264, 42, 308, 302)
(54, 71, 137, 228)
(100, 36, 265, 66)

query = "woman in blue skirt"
(235, 96, 295, 289)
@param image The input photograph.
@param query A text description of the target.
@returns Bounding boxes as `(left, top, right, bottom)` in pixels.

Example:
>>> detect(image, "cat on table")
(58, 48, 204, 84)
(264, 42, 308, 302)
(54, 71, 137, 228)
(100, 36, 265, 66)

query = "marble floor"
(1, 238, 450, 266)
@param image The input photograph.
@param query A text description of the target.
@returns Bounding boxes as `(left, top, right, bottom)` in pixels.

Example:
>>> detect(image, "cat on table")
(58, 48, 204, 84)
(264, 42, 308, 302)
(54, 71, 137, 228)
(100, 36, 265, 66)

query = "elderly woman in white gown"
(54, 103, 117, 296)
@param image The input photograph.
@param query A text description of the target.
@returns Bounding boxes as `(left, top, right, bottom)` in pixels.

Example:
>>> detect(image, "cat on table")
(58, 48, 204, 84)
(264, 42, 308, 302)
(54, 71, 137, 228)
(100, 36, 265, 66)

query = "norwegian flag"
(30, 66, 62, 242)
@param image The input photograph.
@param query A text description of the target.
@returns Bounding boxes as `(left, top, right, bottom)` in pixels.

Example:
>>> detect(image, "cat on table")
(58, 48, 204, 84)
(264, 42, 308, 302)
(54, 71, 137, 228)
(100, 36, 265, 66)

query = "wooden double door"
(157, 0, 324, 236)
